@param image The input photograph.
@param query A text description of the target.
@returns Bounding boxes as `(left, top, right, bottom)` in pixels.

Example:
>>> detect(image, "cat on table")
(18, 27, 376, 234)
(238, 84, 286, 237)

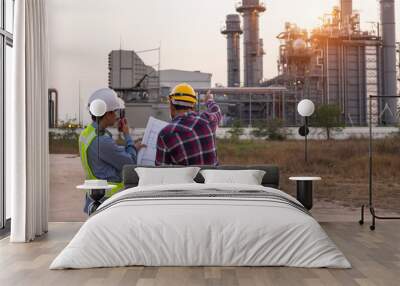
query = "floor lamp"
(359, 95, 400, 230)
(297, 99, 315, 163)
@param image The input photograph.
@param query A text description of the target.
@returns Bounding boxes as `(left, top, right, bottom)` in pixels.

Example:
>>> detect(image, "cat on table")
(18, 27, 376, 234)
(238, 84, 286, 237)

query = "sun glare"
(287, 0, 338, 30)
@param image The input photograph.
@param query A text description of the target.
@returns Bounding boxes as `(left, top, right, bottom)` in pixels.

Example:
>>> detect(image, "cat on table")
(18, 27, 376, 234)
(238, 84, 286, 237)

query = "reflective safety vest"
(79, 124, 124, 197)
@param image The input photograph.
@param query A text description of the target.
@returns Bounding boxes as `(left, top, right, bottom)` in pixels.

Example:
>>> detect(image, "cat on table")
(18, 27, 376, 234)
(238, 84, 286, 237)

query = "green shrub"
(227, 120, 244, 141)
(252, 119, 287, 141)
(311, 104, 344, 140)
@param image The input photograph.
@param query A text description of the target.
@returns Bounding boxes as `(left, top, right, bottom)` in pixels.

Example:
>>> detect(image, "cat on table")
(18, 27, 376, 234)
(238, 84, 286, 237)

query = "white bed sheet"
(50, 183, 351, 269)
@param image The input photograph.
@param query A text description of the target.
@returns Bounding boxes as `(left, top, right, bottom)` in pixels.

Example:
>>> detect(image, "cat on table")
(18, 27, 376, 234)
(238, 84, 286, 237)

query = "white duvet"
(50, 183, 351, 269)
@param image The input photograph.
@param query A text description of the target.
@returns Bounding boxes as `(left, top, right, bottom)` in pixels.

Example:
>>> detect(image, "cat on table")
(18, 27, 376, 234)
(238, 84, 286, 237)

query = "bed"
(50, 165, 350, 269)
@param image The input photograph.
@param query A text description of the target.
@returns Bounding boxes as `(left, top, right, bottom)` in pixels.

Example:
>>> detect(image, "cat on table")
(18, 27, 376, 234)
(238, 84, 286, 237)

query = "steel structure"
(236, 0, 265, 87)
(196, 87, 296, 126)
(219, 0, 398, 127)
(272, 0, 393, 126)
(221, 14, 242, 87)
(311, 31, 381, 126)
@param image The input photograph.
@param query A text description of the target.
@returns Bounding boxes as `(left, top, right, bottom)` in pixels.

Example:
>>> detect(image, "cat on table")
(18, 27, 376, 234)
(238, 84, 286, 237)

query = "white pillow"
(135, 167, 201, 186)
(200, 169, 266, 185)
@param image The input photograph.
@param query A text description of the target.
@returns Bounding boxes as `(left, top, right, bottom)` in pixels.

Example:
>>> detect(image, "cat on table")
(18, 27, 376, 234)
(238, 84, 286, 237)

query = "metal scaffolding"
(196, 87, 296, 127)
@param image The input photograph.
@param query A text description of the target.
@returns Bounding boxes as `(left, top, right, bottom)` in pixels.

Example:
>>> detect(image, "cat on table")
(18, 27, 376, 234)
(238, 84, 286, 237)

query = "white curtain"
(8, 0, 49, 242)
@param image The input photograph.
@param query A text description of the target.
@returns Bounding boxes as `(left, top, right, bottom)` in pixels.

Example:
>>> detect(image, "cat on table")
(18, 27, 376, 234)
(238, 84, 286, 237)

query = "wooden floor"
(1, 221, 400, 286)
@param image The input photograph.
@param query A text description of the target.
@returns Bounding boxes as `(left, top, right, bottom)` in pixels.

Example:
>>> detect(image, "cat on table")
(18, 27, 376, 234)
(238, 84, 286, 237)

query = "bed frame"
(122, 165, 280, 190)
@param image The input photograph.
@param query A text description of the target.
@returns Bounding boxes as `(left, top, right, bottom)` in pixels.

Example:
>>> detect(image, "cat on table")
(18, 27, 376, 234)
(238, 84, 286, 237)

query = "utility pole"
(78, 80, 81, 127)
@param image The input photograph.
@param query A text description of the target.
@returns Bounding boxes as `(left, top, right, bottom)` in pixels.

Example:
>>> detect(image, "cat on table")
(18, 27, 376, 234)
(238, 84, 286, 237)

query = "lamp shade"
(297, 99, 315, 117)
(89, 99, 107, 117)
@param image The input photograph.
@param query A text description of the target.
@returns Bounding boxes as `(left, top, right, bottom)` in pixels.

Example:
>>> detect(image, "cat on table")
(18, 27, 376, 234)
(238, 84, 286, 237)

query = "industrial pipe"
(48, 88, 59, 128)
(196, 87, 287, 95)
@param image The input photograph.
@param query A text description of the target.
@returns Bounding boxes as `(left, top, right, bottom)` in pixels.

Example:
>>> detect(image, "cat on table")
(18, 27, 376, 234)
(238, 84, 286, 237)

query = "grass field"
(218, 138, 400, 211)
(50, 136, 400, 211)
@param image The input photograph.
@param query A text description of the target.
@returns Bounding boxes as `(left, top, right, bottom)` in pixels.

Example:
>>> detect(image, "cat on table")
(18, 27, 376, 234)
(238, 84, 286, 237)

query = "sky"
(47, 0, 400, 124)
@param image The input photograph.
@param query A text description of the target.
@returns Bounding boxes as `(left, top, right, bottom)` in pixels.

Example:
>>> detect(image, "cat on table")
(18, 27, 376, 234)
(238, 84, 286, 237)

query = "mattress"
(50, 183, 351, 269)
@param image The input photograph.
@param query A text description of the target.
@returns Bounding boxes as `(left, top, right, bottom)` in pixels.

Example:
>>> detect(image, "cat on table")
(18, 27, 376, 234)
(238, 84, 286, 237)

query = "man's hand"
(120, 118, 130, 135)
(204, 90, 214, 102)
(135, 140, 147, 152)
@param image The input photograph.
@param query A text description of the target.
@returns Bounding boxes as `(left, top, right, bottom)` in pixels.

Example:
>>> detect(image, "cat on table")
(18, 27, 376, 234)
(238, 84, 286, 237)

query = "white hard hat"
(117, 97, 125, 109)
(88, 88, 120, 113)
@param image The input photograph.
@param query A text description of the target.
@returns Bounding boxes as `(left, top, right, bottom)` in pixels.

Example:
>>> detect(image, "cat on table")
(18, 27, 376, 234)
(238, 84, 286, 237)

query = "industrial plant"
(218, 0, 292, 126)
(220, 0, 399, 126)
(48, 0, 399, 128)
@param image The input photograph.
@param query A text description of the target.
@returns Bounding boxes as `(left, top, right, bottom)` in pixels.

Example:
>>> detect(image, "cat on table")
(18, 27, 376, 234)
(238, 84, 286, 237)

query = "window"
(1, 0, 14, 232)
(5, 0, 13, 33)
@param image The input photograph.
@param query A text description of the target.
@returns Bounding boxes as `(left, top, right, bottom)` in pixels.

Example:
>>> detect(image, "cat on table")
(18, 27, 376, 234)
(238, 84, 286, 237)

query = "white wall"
(53, 127, 400, 141)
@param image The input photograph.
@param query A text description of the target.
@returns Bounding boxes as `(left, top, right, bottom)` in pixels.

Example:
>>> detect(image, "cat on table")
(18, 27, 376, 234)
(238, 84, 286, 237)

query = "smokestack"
(257, 38, 264, 84)
(380, 0, 398, 124)
(237, 0, 266, 87)
(340, 0, 353, 30)
(221, 14, 242, 87)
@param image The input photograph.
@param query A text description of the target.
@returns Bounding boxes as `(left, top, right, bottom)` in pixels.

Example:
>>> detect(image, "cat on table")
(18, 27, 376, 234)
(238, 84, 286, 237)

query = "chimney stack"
(221, 14, 243, 87)
(236, 0, 266, 87)
(340, 0, 353, 30)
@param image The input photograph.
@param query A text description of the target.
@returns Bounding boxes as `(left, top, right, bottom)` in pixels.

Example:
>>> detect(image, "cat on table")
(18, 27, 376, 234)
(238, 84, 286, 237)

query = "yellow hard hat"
(169, 83, 197, 107)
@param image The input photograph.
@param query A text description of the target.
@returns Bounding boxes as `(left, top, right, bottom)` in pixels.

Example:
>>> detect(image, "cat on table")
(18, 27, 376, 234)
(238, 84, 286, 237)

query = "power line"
(136, 47, 160, 54)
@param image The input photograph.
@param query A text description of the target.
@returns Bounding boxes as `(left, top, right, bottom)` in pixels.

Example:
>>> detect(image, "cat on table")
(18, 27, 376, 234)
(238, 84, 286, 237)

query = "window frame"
(0, 0, 13, 233)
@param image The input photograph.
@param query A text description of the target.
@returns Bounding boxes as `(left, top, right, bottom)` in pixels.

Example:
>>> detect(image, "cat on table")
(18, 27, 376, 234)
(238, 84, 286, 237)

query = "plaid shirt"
(155, 100, 222, 166)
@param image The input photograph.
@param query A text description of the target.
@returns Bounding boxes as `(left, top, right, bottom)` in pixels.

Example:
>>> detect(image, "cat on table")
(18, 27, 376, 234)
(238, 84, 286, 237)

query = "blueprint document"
(137, 116, 169, 166)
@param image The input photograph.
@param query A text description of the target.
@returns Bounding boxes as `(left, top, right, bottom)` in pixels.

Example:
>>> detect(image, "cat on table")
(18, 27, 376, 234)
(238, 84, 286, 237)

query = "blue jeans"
(83, 193, 108, 215)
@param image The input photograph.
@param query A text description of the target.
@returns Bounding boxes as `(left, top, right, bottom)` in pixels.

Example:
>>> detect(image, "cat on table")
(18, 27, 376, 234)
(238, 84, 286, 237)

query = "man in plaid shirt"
(155, 83, 222, 166)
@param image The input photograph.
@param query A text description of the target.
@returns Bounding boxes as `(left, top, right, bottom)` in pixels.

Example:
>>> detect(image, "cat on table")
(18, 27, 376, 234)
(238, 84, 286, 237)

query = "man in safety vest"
(79, 88, 145, 214)
(155, 83, 222, 166)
